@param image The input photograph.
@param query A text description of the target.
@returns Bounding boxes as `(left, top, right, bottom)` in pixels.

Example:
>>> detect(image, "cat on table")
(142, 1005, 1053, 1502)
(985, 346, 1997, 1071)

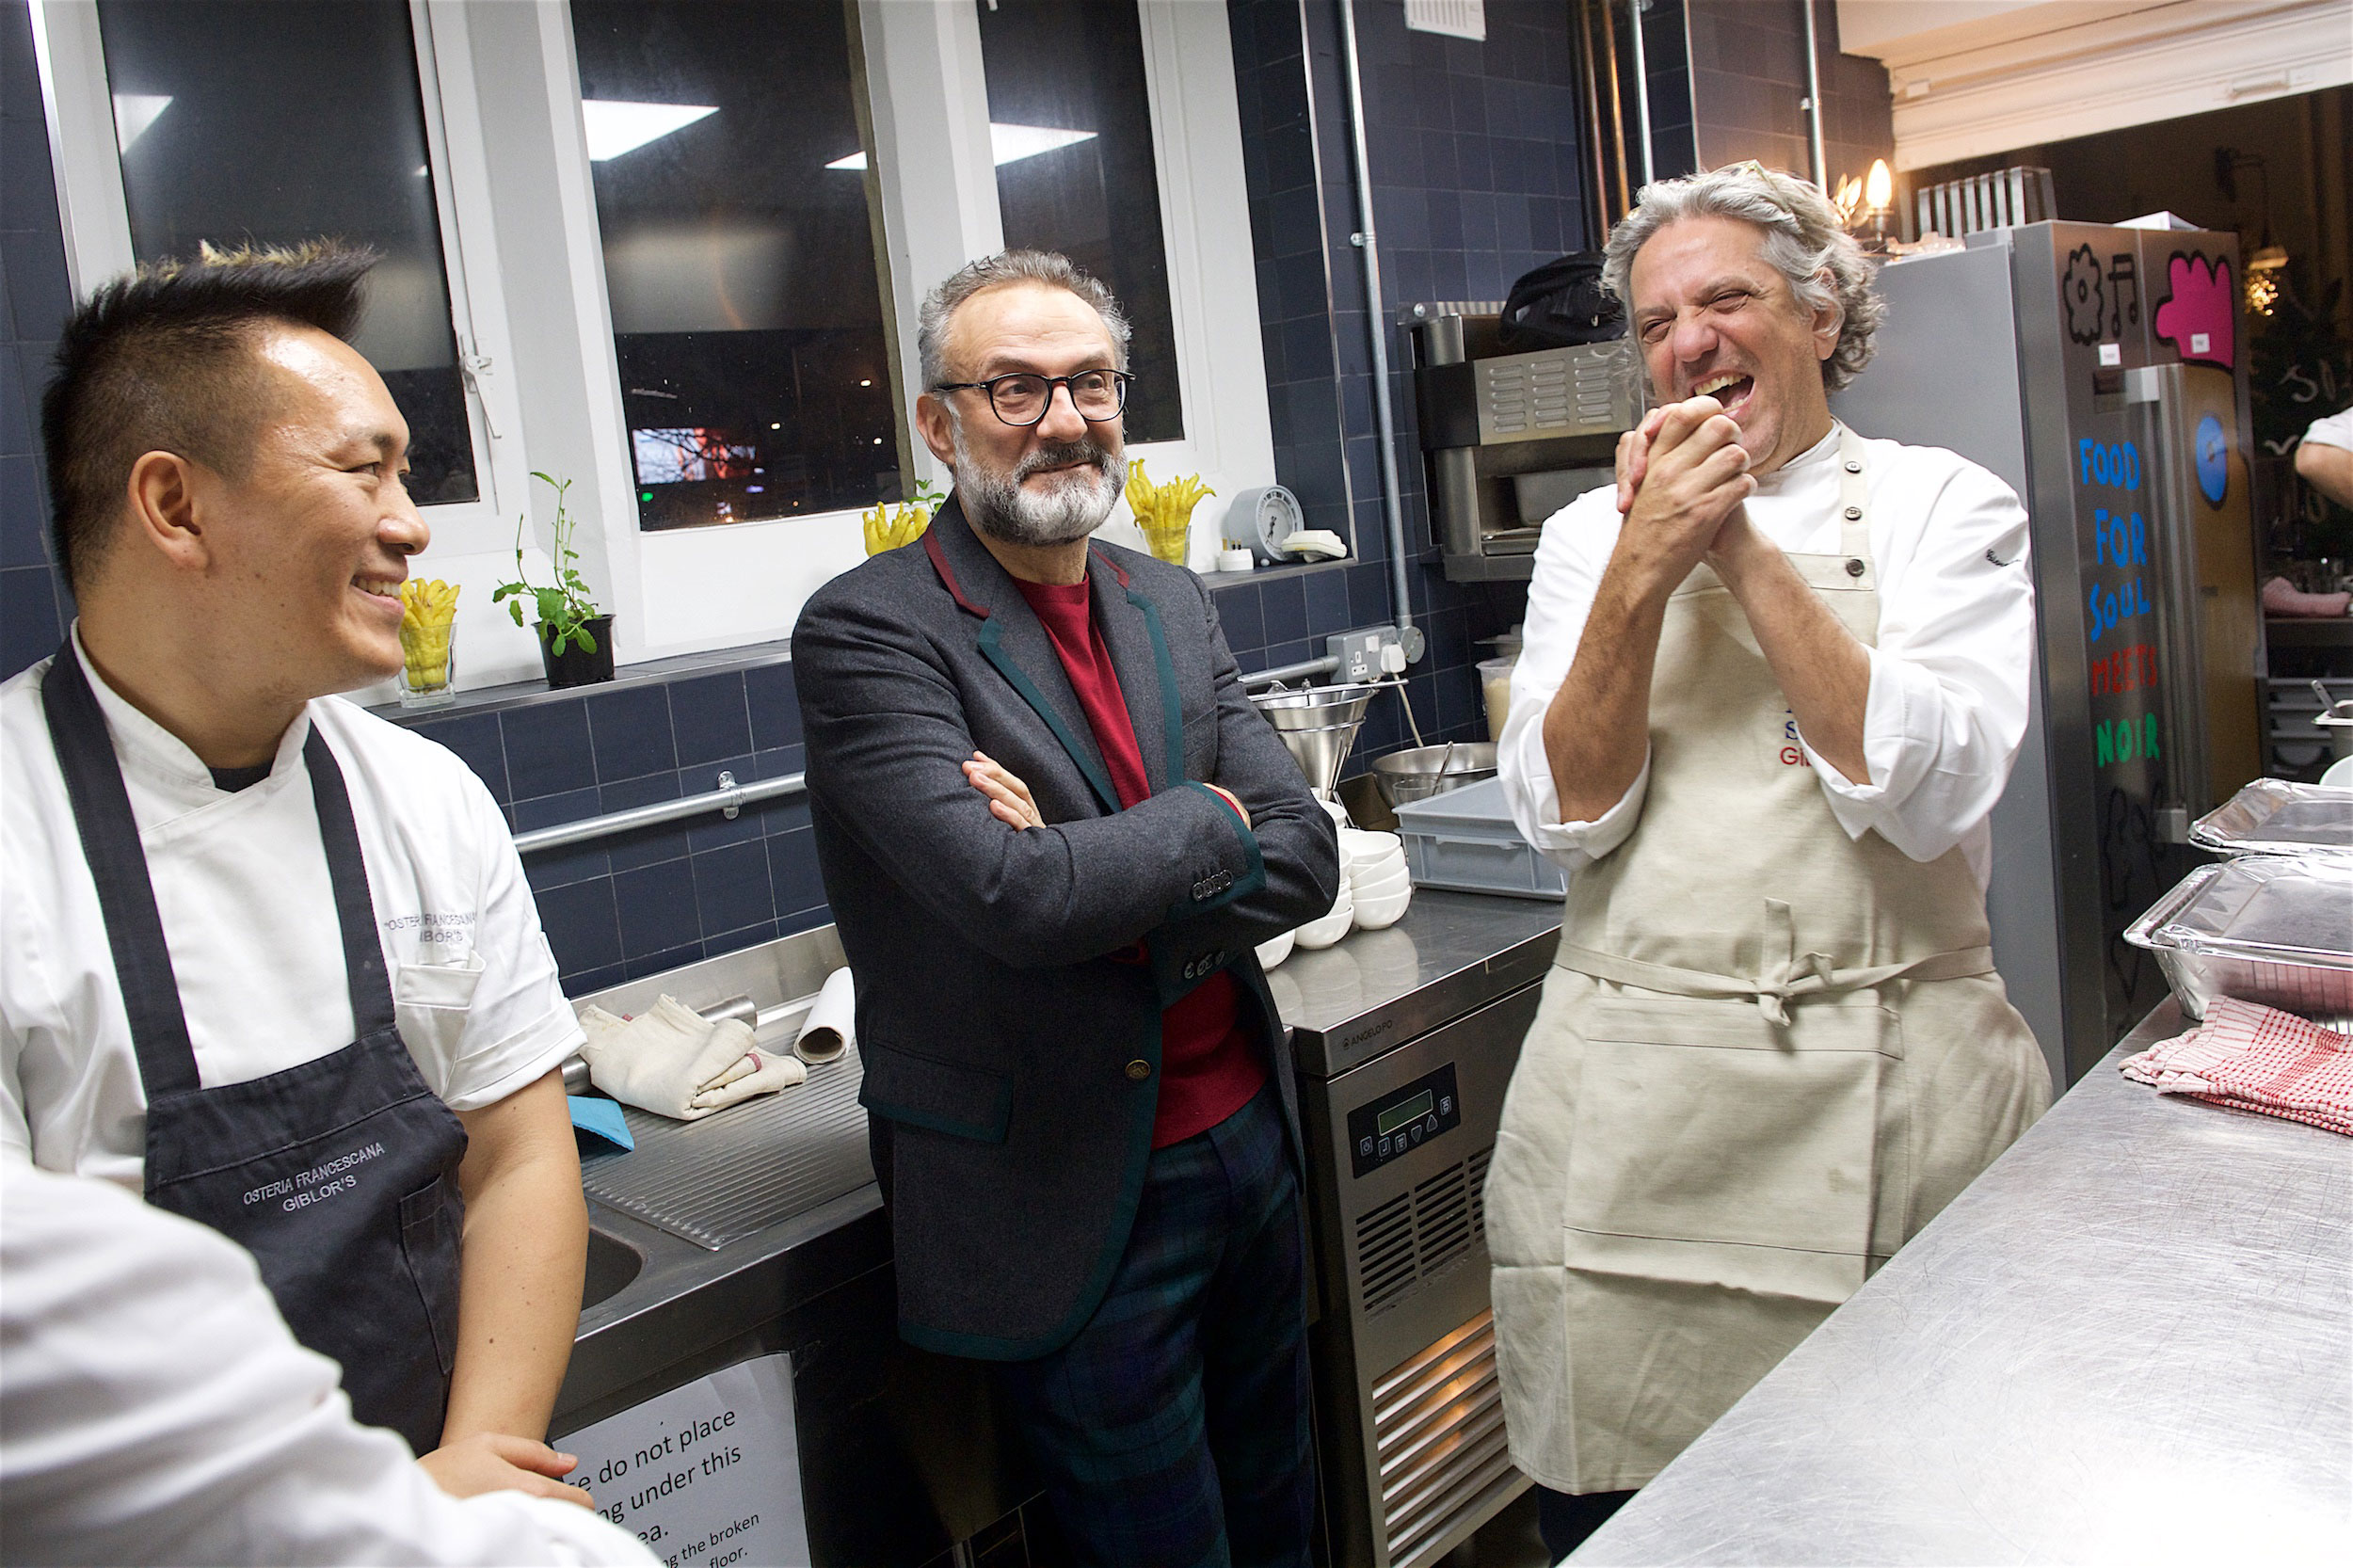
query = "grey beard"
(951, 421, 1128, 548)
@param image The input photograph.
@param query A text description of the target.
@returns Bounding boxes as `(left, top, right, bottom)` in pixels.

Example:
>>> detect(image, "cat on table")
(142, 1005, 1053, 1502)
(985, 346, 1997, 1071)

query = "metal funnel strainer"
(1250, 681, 1384, 795)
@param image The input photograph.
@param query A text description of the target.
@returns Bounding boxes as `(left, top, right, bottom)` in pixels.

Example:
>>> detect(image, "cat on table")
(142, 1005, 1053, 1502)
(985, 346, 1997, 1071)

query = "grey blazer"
(792, 497, 1340, 1360)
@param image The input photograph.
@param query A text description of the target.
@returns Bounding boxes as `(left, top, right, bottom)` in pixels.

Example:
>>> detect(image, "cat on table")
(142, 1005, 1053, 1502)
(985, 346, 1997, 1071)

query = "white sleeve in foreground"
(0, 1160, 655, 1567)
(1805, 460, 2035, 863)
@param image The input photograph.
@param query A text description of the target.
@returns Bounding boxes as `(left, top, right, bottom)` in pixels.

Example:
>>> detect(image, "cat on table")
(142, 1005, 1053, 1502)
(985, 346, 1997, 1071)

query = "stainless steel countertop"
(560, 890, 1560, 1424)
(1577, 999, 2352, 1566)
(1270, 890, 1561, 1076)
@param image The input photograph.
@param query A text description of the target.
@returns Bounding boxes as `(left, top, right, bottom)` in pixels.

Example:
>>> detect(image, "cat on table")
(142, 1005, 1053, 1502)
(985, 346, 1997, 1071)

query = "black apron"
(40, 648, 470, 1455)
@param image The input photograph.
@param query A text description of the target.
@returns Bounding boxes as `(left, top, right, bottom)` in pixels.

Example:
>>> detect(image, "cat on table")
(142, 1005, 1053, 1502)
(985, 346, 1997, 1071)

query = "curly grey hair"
(1601, 164, 1883, 392)
(916, 250, 1131, 391)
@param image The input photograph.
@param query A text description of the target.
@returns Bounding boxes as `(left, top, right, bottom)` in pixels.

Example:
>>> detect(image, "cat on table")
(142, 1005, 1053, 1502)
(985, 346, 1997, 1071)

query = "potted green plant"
(493, 472, 614, 688)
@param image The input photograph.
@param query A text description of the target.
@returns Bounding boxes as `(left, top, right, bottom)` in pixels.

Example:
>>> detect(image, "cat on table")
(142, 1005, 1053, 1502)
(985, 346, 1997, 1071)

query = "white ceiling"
(1836, 0, 2353, 169)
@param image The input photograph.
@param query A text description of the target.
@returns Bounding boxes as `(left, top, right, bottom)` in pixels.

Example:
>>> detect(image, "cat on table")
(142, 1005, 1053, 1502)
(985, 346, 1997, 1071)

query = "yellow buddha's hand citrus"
(861, 500, 934, 556)
(1124, 457, 1214, 565)
(398, 579, 460, 689)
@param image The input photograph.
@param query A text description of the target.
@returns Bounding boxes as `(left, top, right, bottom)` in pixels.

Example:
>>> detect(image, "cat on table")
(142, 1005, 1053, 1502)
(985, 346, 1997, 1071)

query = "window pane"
(976, 0, 1182, 443)
(570, 0, 903, 532)
(96, 1, 480, 505)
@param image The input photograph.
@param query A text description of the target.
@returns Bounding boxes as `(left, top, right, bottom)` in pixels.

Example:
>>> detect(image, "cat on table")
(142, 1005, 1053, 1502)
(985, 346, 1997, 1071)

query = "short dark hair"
(40, 240, 376, 590)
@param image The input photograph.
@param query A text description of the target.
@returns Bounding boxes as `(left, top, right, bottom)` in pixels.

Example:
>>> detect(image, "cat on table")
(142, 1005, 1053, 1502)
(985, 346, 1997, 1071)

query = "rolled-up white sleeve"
(1804, 459, 2036, 863)
(1498, 491, 1650, 869)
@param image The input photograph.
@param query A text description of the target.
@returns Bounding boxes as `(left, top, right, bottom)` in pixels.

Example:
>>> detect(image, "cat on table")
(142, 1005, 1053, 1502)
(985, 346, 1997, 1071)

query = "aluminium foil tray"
(2189, 777, 2353, 858)
(2124, 856, 2353, 1028)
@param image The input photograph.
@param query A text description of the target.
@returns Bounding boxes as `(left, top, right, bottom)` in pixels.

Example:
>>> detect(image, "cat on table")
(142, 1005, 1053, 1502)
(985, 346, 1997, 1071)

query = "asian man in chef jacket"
(1487, 165, 2052, 1560)
(0, 242, 590, 1504)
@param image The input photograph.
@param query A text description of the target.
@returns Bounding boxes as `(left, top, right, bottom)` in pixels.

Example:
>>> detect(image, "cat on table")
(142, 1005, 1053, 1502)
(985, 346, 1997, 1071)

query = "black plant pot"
(537, 616, 616, 688)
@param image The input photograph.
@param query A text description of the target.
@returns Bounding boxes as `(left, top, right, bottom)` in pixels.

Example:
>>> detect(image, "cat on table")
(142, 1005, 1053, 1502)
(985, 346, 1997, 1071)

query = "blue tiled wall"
(0, 0, 75, 680)
(398, 660, 815, 997)
(1641, 0, 1702, 183)
(1685, 0, 1892, 186)
(1227, 0, 1602, 757)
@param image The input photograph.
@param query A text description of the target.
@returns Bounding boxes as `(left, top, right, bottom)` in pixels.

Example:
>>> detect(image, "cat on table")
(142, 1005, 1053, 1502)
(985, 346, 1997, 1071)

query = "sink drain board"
(580, 1046, 872, 1250)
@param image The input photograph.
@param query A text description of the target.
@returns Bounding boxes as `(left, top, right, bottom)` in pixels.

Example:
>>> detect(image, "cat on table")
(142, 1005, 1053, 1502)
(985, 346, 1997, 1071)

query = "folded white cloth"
(576, 995, 807, 1121)
(792, 968, 856, 1064)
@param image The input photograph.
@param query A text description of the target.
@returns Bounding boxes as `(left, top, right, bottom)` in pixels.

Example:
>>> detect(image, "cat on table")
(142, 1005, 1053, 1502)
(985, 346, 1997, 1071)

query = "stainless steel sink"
(583, 1226, 644, 1310)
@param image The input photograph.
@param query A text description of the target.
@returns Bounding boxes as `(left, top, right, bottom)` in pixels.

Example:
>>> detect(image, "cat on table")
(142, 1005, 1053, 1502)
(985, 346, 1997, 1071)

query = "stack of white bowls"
(1340, 827, 1412, 930)
(1293, 871, 1355, 950)
(1257, 827, 1417, 968)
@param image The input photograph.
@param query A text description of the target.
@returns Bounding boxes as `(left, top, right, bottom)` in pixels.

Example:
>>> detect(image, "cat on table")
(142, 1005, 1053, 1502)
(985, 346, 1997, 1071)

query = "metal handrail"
(509, 654, 1337, 856)
(1241, 653, 1340, 688)
(513, 770, 804, 856)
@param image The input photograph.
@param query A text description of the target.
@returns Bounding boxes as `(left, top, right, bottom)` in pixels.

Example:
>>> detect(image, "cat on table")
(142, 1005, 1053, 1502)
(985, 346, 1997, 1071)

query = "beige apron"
(1486, 425, 2050, 1494)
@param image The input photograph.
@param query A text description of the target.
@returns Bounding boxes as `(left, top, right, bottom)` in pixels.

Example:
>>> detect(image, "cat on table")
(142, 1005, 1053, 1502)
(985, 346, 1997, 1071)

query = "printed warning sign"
(562, 1352, 809, 1568)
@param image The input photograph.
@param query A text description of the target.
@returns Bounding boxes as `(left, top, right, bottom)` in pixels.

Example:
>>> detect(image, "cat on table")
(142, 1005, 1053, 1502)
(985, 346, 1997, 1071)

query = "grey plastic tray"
(1392, 776, 1567, 901)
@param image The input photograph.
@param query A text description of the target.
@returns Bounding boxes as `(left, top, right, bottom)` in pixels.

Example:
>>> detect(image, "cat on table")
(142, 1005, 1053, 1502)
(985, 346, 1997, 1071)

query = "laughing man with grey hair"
(793, 251, 1337, 1565)
(1486, 165, 2052, 1560)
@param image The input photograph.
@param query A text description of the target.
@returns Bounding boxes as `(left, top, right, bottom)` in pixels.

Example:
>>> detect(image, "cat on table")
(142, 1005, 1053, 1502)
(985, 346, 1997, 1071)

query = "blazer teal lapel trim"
(976, 618, 1121, 814)
(925, 499, 1121, 815)
(1130, 587, 1185, 793)
(1086, 551, 1181, 795)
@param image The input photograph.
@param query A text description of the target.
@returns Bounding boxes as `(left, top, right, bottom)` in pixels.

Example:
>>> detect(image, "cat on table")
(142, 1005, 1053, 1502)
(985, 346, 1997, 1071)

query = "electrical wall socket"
(1327, 626, 1411, 682)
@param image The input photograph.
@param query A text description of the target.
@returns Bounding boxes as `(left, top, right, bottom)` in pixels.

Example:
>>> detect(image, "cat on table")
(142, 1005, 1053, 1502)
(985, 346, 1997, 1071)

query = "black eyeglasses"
(931, 369, 1131, 427)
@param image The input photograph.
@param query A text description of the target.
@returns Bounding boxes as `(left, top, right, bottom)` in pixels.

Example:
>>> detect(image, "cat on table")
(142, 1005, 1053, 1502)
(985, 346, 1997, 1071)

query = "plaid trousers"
(998, 1083, 1315, 1568)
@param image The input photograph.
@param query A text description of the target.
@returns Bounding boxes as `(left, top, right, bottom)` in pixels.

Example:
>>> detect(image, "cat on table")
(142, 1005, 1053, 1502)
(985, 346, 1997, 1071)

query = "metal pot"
(1370, 743, 1498, 808)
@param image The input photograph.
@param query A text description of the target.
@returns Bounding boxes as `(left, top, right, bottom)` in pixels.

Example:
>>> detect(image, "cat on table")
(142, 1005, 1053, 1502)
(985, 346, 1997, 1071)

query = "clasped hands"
(1609, 394, 1769, 592)
(962, 752, 1249, 829)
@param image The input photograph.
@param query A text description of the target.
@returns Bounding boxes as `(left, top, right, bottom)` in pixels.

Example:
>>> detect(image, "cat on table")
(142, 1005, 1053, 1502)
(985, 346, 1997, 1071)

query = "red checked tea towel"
(2120, 997, 2353, 1137)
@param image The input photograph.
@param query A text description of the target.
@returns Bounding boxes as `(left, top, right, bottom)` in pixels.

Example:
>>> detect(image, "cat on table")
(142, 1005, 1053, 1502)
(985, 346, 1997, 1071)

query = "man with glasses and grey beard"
(792, 251, 1338, 1567)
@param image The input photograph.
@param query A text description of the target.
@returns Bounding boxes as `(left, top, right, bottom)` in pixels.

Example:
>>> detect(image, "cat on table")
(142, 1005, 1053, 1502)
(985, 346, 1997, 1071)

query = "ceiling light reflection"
(825, 122, 1096, 173)
(112, 94, 171, 152)
(583, 100, 719, 161)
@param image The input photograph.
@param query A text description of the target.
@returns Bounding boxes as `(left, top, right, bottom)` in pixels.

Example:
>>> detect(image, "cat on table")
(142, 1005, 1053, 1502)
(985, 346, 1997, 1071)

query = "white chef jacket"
(0, 632, 583, 1185)
(1499, 423, 2034, 888)
(0, 1156, 655, 1566)
(2304, 407, 2353, 450)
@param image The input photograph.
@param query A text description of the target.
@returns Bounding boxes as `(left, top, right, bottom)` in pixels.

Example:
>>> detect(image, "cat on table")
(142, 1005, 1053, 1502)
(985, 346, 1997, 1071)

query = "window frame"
(29, 0, 527, 549)
(560, 0, 1277, 665)
(32, 0, 1279, 680)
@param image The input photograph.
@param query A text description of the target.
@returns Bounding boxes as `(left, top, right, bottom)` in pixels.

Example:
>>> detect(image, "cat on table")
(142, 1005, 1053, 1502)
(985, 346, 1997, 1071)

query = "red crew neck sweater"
(1013, 575, 1266, 1147)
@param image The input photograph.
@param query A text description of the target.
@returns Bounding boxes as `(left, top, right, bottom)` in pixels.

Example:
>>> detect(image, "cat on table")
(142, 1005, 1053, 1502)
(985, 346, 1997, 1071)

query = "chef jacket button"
(1846, 558, 1866, 577)
(1126, 1059, 1152, 1081)
(1842, 504, 1863, 520)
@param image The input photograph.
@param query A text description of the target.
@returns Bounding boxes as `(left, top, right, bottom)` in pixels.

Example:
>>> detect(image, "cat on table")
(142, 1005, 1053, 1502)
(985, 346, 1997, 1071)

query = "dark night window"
(976, 0, 1183, 444)
(96, 0, 483, 505)
(570, 0, 904, 532)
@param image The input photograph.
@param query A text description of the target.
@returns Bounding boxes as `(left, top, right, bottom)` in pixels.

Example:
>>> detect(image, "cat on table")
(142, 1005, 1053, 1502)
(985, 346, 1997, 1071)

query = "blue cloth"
(996, 1084, 1313, 1568)
(568, 1095, 633, 1151)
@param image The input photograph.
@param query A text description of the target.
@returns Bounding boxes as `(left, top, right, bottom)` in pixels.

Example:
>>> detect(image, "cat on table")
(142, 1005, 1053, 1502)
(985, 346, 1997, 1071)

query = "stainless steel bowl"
(1370, 743, 1499, 808)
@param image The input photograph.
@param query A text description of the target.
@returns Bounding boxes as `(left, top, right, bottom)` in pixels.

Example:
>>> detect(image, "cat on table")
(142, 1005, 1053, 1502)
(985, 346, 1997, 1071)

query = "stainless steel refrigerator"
(1833, 222, 2264, 1086)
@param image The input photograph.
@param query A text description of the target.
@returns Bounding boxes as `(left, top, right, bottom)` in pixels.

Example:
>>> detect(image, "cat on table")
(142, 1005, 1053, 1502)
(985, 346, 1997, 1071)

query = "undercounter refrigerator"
(1833, 222, 2263, 1084)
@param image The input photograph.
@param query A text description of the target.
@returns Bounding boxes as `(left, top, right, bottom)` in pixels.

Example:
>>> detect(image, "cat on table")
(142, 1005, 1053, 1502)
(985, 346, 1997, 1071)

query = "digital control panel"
(1347, 1062, 1461, 1177)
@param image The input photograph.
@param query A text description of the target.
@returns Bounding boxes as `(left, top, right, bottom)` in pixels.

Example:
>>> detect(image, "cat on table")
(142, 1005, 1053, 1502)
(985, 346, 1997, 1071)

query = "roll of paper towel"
(792, 967, 856, 1064)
